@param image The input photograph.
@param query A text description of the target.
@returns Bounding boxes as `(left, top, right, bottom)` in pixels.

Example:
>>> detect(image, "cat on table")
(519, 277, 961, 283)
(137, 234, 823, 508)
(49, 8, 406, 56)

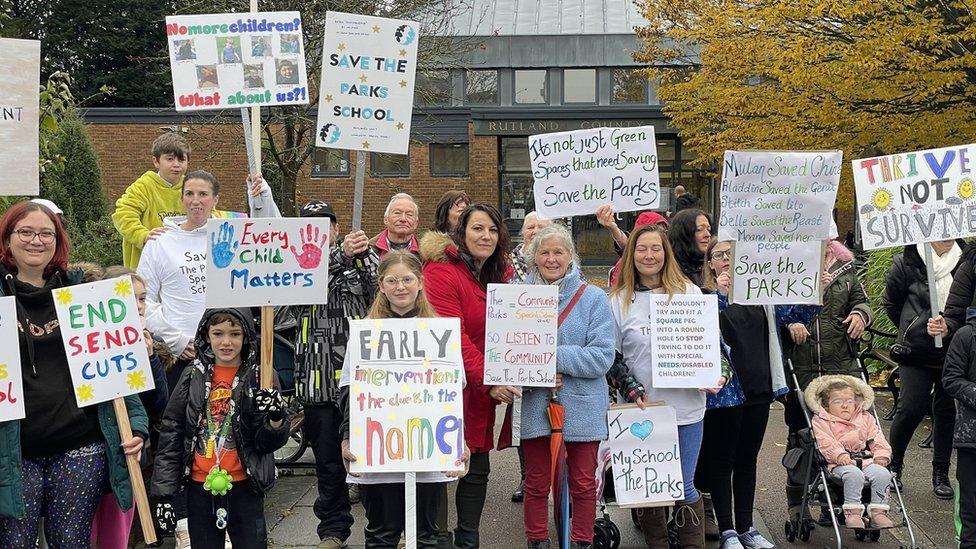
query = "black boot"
(526, 540, 550, 549)
(511, 480, 524, 503)
(701, 494, 720, 541)
(889, 463, 904, 492)
(934, 469, 954, 500)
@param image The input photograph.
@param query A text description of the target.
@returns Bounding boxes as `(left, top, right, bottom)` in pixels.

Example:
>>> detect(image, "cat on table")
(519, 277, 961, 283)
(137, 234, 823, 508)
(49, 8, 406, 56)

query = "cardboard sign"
(205, 218, 331, 307)
(731, 241, 822, 305)
(0, 297, 24, 421)
(165, 12, 309, 111)
(315, 12, 419, 155)
(483, 284, 558, 387)
(607, 405, 683, 507)
(717, 150, 842, 243)
(854, 144, 976, 250)
(347, 318, 465, 473)
(649, 294, 722, 389)
(53, 277, 155, 407)
(530, 126, 660, 219)
(0, 38, 40, 195)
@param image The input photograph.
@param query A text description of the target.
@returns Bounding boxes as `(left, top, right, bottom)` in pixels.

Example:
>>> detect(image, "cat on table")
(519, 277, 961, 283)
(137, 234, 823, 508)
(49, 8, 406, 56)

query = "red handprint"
(290, 223, 329, 269)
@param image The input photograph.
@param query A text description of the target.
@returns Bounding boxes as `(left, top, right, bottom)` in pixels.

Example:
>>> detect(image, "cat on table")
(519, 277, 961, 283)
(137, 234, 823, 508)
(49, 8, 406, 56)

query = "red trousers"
(522, 437, 599, 543)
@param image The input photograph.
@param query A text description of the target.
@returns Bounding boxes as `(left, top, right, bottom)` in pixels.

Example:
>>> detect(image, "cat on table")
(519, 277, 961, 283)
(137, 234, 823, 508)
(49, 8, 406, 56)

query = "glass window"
(310, 148, 349, 177)
(501, 137, 530, 172)
(415, 70, 451, 105)
(430, 143, 469, 176)
(611, 68, 648, 104)
(371, 152, 410, 177)
(514, 70, 547, 104)
(563, 69, 596, 103)
(465, 70, 498, 104)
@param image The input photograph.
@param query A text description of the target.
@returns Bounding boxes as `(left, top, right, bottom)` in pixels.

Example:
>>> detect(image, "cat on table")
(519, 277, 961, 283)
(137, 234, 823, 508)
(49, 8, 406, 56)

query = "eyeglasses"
(710, 250, 731, 260)
(13, 229, 56, 244)
(381, 275, 418, 288)
(829, 398, 856, 407)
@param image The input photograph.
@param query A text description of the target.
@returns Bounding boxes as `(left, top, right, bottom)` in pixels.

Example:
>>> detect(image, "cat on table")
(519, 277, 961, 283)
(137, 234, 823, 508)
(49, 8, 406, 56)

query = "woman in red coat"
(421, 202, 512, 549)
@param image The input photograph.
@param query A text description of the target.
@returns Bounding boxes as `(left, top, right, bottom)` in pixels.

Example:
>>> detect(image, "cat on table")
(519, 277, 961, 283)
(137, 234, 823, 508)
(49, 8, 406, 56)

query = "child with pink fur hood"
(806, 374, 894, 529)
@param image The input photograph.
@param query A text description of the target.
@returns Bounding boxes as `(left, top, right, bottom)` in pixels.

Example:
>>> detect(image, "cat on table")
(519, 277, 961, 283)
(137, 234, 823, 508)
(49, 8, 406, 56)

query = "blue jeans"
(678, 421, 704, 505)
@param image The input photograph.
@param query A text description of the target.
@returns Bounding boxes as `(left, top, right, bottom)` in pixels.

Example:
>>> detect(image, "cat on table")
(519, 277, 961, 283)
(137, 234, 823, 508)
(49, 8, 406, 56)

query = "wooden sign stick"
(112, 398, 157, 544)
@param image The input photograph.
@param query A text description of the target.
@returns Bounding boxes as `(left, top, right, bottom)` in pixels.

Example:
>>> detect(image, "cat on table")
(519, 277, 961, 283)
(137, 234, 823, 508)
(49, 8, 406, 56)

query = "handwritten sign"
(649, 294, 721, 388)
(529, 126, 660, 219)
(607, 405, 683, 507)
(854, 144, 976, 250)
(53, 277, 155, 407)
(0, 38, 40, 195)
(205, 218, 330, 307)
(731, 241, 822, 305)
(315, 12, 419, 155)
(0, 297, 24, 421)
(483, 284, 558, 387)
(347, 318, 465, 473)
(165, 12, 309, 111)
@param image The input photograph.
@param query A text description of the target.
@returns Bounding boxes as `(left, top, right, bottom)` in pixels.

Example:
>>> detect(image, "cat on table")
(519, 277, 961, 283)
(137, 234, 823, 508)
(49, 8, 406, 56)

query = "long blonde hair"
(609, 224, 691, 312)
(367, 250, 438, 319)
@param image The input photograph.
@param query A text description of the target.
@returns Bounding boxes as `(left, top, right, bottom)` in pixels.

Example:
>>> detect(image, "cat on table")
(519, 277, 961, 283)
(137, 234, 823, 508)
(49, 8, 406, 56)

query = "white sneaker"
(738, 527, 775, 549)
(175, 518, 192, 549)
(719, 530, 745, 549)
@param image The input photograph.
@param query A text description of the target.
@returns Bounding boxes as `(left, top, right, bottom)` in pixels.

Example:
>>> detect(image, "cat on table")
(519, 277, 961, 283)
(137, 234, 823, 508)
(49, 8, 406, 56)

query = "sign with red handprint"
(205, 217, 331, 307)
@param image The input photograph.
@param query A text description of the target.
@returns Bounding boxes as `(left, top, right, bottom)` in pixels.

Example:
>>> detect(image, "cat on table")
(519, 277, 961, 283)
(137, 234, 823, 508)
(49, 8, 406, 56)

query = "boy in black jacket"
(942, 307, 976, 548)
(151, 307, 289, 549)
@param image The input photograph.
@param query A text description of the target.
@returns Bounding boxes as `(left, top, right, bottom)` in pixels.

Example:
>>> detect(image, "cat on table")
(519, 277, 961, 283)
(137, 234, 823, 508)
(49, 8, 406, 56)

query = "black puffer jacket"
(151, 308, 289, 497)
(943, 242, 976, 339)
(884, 242, 967, 367)
(942, 309, 976, 449)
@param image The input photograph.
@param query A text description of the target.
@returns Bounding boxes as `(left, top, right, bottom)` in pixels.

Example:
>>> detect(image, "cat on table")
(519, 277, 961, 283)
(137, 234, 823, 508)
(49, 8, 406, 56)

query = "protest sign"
(853, 143, 976, 250)
(483, 284, 558, 387)
(0, 297, 24, 421)
(53, 277, 154, 407)
(315, 12, 419, 155)
(607, 405, 683, 507)
(165, 12, 309, 111)
(0, 38, 40, 195)
(347, 317, 466, 474)
(731, 240, 822, 305)
(529, 126, 660, 219)
(649, 294, 722, 388)
(205, 218, 331, 308)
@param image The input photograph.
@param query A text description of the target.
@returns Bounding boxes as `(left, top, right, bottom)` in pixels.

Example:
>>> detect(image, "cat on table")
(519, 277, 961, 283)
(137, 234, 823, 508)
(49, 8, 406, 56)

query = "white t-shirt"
(610, 282, 706, 425)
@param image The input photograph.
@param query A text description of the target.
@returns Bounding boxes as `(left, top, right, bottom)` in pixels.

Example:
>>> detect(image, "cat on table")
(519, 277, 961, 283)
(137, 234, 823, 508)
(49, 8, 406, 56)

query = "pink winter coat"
(805, 375, 892, 471)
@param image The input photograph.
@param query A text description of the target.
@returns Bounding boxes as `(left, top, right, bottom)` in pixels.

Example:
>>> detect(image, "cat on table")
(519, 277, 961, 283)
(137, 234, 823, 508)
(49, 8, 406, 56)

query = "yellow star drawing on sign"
(418, 320, 427, 330)
(399, 79, 407, 88)
(77, 383, 94, 403)
(359, 74, 368, 83)
(440, 455, 450, 466)
(372, 319, 384, 328)
(354, 427, 363, 436)
(449, 342, 460, 352)
(372, 25, 381, 33)
(54, 288, 73, 305)
(353, 384, 362, 393)
(114, 278, 132, 298)
(362, 141, 370, 149)
(338, 43, 346, 51)
(127, 370, 147, 390)
(387, 413, 397, 421)
(324, 94, 333, 102)
(442, 404, 454, 413)
(368, 339, 379, 350)
(396, 122, 405, 130)
(399, 48, 407, 57)
(400, 384, 410, 393)
(421, 358, 431, 367)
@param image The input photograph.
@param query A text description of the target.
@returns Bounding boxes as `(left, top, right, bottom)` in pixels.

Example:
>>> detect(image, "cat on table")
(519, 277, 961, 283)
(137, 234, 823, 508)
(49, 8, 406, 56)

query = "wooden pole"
(112, 398, 157, 544)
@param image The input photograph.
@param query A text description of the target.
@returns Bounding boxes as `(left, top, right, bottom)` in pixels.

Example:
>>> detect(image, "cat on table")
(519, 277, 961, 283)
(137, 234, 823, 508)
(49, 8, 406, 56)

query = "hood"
(803, 374, 874, 415)
(825, 240, 854, 264)
(162, 215, 210, 234)
(420, 231, 458, 264)
(193, 307, 258, 369)
(525, 263, 584, 298)
(140, 170, 180, 190)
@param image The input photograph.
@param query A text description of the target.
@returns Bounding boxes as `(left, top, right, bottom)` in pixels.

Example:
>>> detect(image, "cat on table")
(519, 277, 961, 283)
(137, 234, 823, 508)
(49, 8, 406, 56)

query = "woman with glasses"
(0, 201, 149, 547)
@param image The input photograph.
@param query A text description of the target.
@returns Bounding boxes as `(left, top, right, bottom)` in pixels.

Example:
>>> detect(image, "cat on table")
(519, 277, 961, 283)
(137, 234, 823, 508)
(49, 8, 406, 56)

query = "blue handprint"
(211, 221, 239, 269)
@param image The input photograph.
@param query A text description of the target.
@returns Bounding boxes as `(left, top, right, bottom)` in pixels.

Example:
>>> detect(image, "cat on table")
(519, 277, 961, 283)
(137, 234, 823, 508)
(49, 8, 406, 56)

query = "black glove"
(255, 388, 285, 422)
(154, 499, 177, 534)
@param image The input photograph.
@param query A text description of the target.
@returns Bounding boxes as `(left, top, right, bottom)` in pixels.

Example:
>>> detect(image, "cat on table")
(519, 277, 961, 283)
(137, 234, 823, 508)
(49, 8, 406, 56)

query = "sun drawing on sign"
(959, 178, 975, 201)
(871, 189, 893, 211)
(127, 371, 147, 390)
(114, 278, 132, 297)
(54, 288, 73, 305)
(77, 383, 94, 403)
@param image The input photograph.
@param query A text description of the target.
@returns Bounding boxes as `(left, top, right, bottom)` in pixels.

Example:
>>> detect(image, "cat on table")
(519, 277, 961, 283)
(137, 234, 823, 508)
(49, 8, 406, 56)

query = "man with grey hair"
(370, 192, 420, 258)
(510, 211, 552, 284)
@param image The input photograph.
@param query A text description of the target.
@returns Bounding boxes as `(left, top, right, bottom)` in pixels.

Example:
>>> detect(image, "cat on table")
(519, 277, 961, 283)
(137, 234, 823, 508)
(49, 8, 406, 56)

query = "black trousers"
(186, 480, 267, 549)
(888, 364, 956, 471)
(359, 482, 442, 548)
(454, 451, 491, 548)
(958, 448, 976, 549)
(699, 402, 770, 533)
(305, 403, 354, 541)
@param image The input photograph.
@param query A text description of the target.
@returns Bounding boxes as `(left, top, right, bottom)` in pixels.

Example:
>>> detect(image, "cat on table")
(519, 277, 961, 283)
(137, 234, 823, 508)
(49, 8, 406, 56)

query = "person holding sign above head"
(0, 201, 149, 548)
(608, 224, 710, 549)
(151, 307, 289, 549)
(668, 209, 712, 288)
(518, 224, 616, 549)
(421, 203, 513, 548)
(338, 251, 471, 548)
(373, 193, 421, 258)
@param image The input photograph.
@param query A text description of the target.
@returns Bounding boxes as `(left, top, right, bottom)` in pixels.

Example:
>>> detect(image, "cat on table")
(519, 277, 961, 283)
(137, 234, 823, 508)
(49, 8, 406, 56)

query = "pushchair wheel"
(870, 529, 881, 542)
(593, 516, 620, 549)
(784, 520, 796, 542)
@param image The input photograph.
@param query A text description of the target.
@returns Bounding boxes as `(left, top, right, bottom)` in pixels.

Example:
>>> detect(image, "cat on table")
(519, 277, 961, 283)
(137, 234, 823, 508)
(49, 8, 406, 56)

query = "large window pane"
(430, 143, 469, 176)
(415, 70, 451, 105)
(501, 137, 530, 172)
(563, 69, 596, 103)
(371, 152, 410, 177)
(611, 68, 648, 104)
(514, 70, 547, 104)
(465, 70, 498, 104)
(310, 148, 350, 177)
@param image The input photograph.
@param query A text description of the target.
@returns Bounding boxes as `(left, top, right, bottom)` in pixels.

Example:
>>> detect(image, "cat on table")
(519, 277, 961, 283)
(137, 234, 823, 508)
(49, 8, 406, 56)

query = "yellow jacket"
(112, 171, 184, 269)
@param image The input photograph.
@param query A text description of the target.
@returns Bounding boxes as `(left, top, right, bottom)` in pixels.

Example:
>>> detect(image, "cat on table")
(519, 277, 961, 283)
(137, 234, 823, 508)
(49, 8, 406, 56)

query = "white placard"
(0, 38, 40, 195)
(0, 297, 24, 421)
(165, 12, 309, 111)
(483, 284, 558, 387)
(607, 405, 683, 507)
(53, 277, 155, 407)
(649, 293, 722, 389)
(315, 12, 419, 155)
(205, 218, 330, 307)
(530, 126, 660, 219)
(854, 143, 976, 250)
(731, 240, 823, 305)
(348, 318, 465, 473)
(718, 150, 842, 243)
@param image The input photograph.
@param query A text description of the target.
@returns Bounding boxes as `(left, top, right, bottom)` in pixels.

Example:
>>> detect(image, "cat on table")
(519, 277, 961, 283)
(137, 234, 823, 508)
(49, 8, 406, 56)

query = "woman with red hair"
(0, 201, 149, 547)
